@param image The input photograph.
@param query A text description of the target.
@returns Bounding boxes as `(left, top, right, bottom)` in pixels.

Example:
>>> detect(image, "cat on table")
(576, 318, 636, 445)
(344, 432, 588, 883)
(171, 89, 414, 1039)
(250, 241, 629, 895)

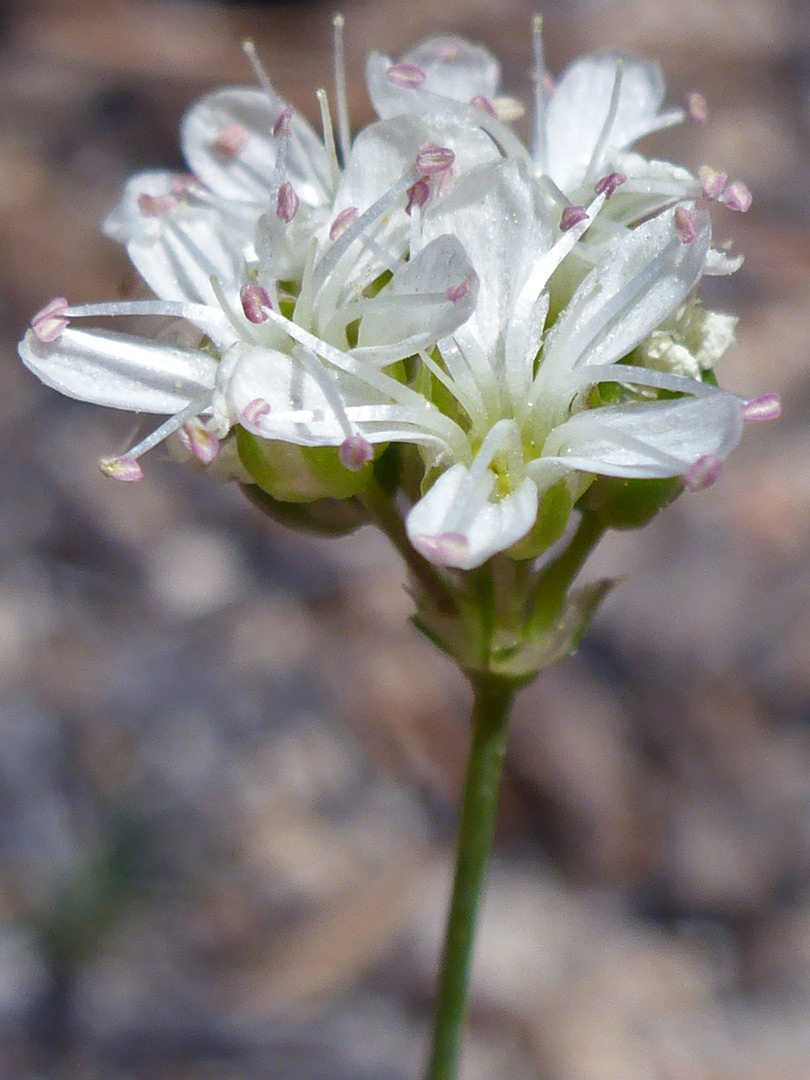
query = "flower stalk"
(425, 672, 516, 1080)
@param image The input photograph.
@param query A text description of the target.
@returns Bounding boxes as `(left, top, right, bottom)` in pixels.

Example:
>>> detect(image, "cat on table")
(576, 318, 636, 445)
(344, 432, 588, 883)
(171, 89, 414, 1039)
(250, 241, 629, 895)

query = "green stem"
(528, 511, 606, 631)
(425, 674, 516, 1080)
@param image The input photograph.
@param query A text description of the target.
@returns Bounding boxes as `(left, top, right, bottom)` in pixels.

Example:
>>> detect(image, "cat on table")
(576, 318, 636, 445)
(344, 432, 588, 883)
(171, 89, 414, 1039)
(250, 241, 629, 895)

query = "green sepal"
(507, 482, 573, 560)
(240, 482, 368, 536)
(576, 474, 683, 531)
(236, 426, 374, 502)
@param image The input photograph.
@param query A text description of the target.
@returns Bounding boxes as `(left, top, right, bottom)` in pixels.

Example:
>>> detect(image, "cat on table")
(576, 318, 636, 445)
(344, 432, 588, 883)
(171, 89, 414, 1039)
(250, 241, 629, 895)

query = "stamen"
(722, 181, 752, 213)
(698, 166, 727, 200)
(339, 434, 373, 471)
(276, 181, 300, 222)
(179, 417, 220, 465)
(743, 393, 781, 423)
(434, 166, 453, 198)
(387, 63, 427, 89)
(272, 106, 294, 138)
(32, 297, 69, 342)
(138, 193, 178, 217)
(211, 275, 263, 343)
(241, 39, 275, 96)
(115, 397, 212, 470)
(241, 398, 272, 425)
(584, 58, 625, 185)
(410, 532, 469, 566)
(405, 179, 430, 216)
(470, 95, 497, 117)
(329, 206, 359, 241)
(416, 145, 455, 175)
(594, 172, 627, 199)
(674, 206, 697, 244)
(292, 344, 354, 440)
(560, 205, 588, 231)
(213, 123, 248, 159)
(240, 284, 273, 324)
(531, 13, 548, 169)
(684, 454, 722, 491)
(686, 91, 709, 124)
(316, 88, 341, 189)
(332, 13, 351, 166)
(492, 96, 525, 122)
(99, 455, 144, 482)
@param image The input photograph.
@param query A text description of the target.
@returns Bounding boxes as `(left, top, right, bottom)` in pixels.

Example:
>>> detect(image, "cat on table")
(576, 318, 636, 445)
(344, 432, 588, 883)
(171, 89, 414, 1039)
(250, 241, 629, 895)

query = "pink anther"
(179, 419, 220, 465)
(272, 106, 294, 138)
(698, 166, 727, 200)
(276, 181, 299, 223)
(674, 206, 697, 244)
(386, 63, 427, 89)
(240, 284, 273, 324)
(99, 455, 144, 482)
(723, 181, 752, 213)
(32, 297, 69, 343)
(560, 205, 588, 232)
(329, 206, 359, 241)
(405, 179, 430, 216)
(470, 95, 497, 117)
(241, 398, 272, 425)
(339, 434, 373, 471)
(684, 454, 722, 492)
(686, 91, 709, 124)
(416, 145, 455, 175)
(594, 172, 627, 199)
(743, 394, 781, 423)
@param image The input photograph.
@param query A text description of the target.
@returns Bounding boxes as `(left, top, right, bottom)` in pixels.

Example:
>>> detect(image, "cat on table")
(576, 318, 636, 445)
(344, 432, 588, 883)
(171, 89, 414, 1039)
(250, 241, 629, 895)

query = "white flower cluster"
(20, 19, 778, 570)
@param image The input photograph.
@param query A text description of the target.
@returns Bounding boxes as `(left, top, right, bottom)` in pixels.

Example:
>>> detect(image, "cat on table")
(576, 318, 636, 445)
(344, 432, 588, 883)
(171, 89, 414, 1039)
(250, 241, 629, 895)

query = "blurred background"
(1, 0, 810, 1077)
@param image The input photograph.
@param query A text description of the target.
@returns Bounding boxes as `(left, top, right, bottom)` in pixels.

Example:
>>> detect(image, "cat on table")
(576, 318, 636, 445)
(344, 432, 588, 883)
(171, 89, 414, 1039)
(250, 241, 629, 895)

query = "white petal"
(545, 52, 673, 192)
(422, 159, 554, 361)
(354, 235, 478, 362)
(228, 347, 455, 453)
(181, 88, 331, 207)
(127, 208, 247, 307)
(327, 114, 498, 262)
(19, 328, 217, 413)
(366, 51, 528, 163)
(542, 393, 744, 478)
(407, 464, 538, 569)
(103, 172, 252, 306)
(403, 36, 501, 103)
(539, 204, 711, 381)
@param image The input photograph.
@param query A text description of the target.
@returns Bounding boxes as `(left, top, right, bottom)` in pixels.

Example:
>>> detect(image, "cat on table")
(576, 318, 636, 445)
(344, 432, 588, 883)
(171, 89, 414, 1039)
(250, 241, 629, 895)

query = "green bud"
(236, 427, 373, 503)
(577, 474, 682, 530)
(240, 482, 367, 537)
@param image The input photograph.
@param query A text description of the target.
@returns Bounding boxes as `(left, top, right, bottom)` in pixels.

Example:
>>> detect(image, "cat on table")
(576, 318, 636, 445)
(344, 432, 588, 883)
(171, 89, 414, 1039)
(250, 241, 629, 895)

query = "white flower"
(379, 160, 761, 570)
(365, 23, 753, 268)
(19, 114, 484, 482)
